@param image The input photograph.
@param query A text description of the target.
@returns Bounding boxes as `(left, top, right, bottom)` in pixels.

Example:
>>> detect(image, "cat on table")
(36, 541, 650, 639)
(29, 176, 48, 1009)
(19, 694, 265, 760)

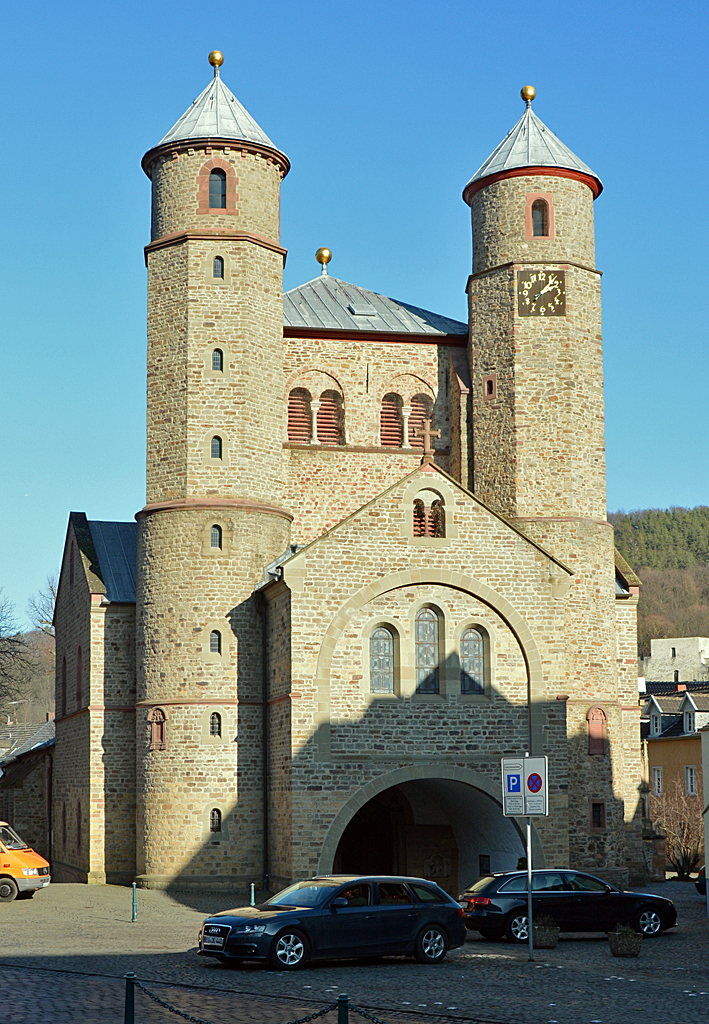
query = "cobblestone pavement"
(1, 881, 707, 1024)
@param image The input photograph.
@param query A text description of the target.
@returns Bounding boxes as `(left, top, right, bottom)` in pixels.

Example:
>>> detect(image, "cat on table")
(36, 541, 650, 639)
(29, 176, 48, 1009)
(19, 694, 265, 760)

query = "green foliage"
(611, 506, 709, 656)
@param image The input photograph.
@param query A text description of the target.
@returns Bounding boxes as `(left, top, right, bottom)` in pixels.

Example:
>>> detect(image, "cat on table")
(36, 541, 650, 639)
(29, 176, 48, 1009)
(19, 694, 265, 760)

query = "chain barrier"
(350, 1005, 391, 1024)
(126, 974, 339, 1024)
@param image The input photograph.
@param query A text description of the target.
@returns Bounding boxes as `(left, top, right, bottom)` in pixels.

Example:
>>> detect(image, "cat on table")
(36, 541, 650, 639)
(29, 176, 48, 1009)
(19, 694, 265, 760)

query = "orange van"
(0, 822, 51, 902)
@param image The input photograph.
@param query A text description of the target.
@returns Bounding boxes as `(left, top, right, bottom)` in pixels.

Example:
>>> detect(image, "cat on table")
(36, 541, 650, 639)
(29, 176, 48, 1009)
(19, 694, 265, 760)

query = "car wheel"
(269, 929, 309, 970)
(414, 925, 448, 963)
(633, 907, 663, 937)
(505, 911, 529, 943)
(0, 878, 18, 903)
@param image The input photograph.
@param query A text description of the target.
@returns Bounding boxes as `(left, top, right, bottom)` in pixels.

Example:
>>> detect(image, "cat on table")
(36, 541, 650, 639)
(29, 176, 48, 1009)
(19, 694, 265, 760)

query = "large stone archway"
(317, 764, 545, 892)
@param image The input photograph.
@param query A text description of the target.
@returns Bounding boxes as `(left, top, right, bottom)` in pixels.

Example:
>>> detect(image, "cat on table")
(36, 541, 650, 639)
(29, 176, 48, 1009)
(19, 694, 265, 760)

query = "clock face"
(517, 270, 566, 316)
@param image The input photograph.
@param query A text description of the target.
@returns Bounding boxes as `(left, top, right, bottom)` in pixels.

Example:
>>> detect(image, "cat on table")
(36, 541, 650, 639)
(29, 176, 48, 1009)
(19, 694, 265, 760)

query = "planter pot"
(608, 931, 642, 958)
(533, 926, 560, 949)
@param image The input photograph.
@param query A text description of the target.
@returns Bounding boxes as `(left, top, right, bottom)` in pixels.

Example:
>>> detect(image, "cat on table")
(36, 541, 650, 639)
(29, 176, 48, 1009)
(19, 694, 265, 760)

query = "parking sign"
(501, 756, 548, 816)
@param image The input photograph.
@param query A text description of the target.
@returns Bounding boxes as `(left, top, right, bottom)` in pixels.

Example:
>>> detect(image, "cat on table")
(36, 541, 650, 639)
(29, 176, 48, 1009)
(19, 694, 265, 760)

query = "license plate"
(41, 881, 49, 887)
(202, 926, 228, 948)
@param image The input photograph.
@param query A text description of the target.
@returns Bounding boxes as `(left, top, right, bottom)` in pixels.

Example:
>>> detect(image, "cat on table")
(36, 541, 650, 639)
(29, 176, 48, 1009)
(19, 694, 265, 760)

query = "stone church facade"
(51, 57, 647, 891)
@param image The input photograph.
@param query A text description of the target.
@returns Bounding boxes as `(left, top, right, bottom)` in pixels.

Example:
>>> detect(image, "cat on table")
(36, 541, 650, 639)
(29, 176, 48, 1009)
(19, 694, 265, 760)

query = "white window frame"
(652, 766, 663, 797)
(684, 710, 695, 734)
(685, 765, 698, 797)
(650, 713, 661, 736)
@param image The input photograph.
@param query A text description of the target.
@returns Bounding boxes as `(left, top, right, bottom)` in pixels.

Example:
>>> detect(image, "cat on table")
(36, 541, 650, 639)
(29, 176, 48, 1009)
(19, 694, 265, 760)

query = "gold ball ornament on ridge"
(521, 85, 536, 103)
(315, 247, 332, 266)
(209, 51, 225, 68)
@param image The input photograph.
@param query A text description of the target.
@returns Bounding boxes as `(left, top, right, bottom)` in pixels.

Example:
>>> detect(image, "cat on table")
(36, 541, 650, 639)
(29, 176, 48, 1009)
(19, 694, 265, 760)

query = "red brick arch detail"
(197, 158, 239, 216)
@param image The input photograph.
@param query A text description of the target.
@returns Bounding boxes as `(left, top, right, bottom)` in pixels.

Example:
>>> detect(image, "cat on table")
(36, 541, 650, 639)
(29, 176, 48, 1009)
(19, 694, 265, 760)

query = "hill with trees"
(610, 506, 709, 655)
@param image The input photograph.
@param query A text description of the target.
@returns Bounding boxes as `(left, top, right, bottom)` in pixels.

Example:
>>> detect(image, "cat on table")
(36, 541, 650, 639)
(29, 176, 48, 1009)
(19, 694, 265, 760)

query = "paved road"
(1, 881, 707, 1024)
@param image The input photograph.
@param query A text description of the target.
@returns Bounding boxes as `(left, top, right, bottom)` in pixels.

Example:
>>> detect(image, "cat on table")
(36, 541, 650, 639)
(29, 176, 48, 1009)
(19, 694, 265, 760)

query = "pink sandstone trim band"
(144, 229, 287, 264)
(136, 498, 294, 522)
(468, 259, 602, 284)
(463, 165, 602, 204)
(141, 137, 290, 178)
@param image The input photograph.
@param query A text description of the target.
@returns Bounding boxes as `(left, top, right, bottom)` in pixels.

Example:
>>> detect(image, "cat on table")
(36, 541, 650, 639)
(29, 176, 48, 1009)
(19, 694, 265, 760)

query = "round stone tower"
(135, 52, 292, 888)
(464, 89, 642, 877)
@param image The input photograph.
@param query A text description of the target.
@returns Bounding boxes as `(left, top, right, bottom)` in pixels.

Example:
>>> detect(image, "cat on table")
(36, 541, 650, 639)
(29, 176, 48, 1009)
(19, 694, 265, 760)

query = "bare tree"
(0, 590, 29, 708)
(650, 777, 705, 880)
(27, 573, 58, 642)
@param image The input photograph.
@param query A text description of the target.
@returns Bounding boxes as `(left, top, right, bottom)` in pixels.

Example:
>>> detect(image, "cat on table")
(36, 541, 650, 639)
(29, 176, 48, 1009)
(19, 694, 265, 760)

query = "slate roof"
(159, 69, 279, 152)
(644, 695, 684, 714)
(87, 521, 137, 604)
(0, 720, 55, 769)
(284, 276, 468, 337)
(683, 693, 709, 711)
(465, 102, 601, 195)
(646, 680, 709, 695)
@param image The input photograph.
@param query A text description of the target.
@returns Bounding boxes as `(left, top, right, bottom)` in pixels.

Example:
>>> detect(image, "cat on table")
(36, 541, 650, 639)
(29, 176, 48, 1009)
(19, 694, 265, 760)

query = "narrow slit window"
(212, 349, 223, 372)
(210, 524, 222, 549)
(415, 608, 439, 694)
(148, 707, 167, 751)
(210, 808, 222, 832)
(370, 627, 394, 694)
(532, 199, 548, 237)
(209, 169, 227, 209)
(210, 630, 222, 655)
(61, 657, 67, 717)
(62, 802, 67, 849)
(210, 712, 222, 737)
(76, 803, 82, 852)
(211, 436, 222, 459)
(212, 256, 224, 279)
(460, 627, 485, 693)
(590, 800, 606, 831)
(75, 647, 83, 707)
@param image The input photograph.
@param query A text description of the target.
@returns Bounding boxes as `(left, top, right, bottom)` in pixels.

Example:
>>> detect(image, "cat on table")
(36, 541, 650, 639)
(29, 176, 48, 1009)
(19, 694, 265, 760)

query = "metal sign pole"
(526, 816, 533, 962)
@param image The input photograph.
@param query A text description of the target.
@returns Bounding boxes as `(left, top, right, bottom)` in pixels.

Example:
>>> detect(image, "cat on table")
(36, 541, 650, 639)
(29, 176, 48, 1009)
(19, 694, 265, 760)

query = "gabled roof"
(464, 100, 602, 199)
(0, 720, 55, 769)
(87, 521, 137, 604)
(644, 695, 684, 715)
(159, 69, 279, 152)
(283, 275, 468, 338)
(680, 692, 709, 712)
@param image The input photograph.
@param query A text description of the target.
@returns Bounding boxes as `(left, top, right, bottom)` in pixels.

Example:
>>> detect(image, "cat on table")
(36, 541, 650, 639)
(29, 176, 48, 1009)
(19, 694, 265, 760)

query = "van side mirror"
(331, 897, 348, 909)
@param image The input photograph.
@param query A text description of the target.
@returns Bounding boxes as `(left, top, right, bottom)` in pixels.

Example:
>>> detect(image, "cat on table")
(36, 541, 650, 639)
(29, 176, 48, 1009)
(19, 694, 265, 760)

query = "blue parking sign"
(507, 774, 521, 793)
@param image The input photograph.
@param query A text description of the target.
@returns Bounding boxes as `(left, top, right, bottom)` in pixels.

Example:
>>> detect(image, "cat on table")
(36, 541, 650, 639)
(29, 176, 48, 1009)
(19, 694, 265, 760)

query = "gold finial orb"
(521, 85, 536, 104)
(315, 247, 332, 266)
(209, 50, 225, 68)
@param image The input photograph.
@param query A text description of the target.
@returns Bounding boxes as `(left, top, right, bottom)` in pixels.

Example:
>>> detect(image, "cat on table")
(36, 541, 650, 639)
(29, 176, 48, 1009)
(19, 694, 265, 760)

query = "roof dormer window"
(650, 712, 661, 736)
(684, 710, 695, 734)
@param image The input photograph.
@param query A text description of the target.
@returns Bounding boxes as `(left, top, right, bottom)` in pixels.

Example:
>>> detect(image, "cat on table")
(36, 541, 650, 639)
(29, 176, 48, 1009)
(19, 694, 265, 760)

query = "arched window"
(380, 393, 403, 447)
(210, 524, 222, 549)
(210, 808, 222, 833)
(409, 393, 434, 449)
(413, 493, 446, 538)
(76, 803, 82, 853)
(460, 628, 485, 694)
(587, 706, 607, 755)
(212, 348, 223, 372)
(415, 608, 439, 694)
(210, 436, 222, 459)
(210, 712, 222, 737)
(532, 199, 548, 237)
(287, 388, 313, 442)
(209, 169, 227, 209)
(61, 657, 67, 717)
(212, 256, 224, 279)
(75, 647, 83, 707)
(148, 707, 167, 751)
(413, 499, 426, 537)
(210, 630, 221, 655)
(316, 390, 345, 445)
(370, 627, 395, 694)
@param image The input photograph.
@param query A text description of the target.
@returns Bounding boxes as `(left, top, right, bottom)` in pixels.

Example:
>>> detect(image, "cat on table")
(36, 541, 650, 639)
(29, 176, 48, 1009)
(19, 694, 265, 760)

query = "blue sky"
(1, 0, 707, 623)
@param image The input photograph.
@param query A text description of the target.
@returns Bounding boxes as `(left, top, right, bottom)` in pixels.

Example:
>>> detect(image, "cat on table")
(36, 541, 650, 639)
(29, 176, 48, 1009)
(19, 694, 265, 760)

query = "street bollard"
(250, 882, 255, 906)
(124, 972, 136, 1024)
(337, 993, 349, 1024)
(132, 882, 137, 922)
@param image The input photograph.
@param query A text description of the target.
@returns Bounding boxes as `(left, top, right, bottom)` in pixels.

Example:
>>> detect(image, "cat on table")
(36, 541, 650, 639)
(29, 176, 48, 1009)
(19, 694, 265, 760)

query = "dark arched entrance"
(331, 779, 526, 894)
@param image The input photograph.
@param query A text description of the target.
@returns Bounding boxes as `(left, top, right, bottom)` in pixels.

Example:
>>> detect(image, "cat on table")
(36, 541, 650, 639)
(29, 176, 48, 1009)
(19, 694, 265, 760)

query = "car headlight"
(233, 924, 266, 934)
(22, 868, 39, 876)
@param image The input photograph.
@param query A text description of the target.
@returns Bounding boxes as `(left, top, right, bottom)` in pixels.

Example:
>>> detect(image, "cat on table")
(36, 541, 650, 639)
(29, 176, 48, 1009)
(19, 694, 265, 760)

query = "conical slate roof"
(159, 71, 278, 150)
(465, 104, 601, 196)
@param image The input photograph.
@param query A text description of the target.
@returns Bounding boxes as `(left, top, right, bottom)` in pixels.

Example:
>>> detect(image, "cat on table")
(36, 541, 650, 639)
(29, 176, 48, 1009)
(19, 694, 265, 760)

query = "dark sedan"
(458, 870, 677, 942)
(198, 874, 466, 969)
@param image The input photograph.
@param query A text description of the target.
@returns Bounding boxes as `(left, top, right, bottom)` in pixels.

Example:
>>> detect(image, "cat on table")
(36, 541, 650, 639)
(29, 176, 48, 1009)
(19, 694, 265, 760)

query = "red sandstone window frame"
(587, 706, 607, 756)
(148, 706, 168, 751)
(482, 374, 497, 401)
(525, 192, 555, 241)
(197, 157, 239, 216)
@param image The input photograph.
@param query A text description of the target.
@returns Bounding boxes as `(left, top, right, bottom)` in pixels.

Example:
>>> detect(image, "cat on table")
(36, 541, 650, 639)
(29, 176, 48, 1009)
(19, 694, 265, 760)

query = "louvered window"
(409, 394, 433, 449)
(416, 608, 439, 694)
(316, 390, 344, 444)
(211, 436, 222, 459)
(413, 499, 426, 537)
(212, 349, 223, 372)
(209, 170, 226, 209)
(370, 627, 394, 693)
(413, 496, 445, 538)
(532, 199, 548, 237)
(287, 388, 312, 442)
(461, 628, 485, 693)
(380, 393, 403, 447)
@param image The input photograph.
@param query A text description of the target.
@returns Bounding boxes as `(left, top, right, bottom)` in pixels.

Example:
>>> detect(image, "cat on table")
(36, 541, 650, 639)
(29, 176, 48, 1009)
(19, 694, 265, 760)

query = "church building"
(52, 55, 648, 892)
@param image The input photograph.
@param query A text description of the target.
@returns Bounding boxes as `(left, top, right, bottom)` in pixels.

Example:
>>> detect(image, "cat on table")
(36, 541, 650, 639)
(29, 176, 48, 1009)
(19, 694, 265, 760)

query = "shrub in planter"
(533, 914, 560, 949)
(608, 924, 642, 958)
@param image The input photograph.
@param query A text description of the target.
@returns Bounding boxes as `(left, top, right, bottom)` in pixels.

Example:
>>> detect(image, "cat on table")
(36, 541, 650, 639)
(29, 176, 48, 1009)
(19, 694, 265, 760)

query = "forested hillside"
(610, 507, 709, 656)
